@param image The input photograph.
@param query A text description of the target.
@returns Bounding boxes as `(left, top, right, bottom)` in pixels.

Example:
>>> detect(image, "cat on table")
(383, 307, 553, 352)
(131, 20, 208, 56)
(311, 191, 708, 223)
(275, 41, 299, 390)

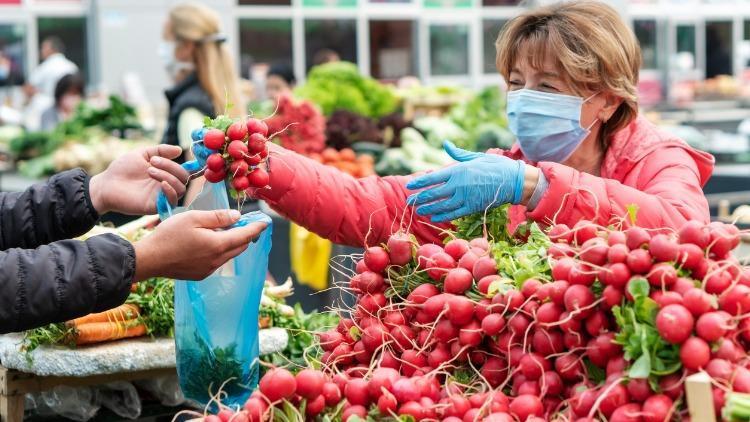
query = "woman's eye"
(541, 83, 559, 92)
(509, 81, 523, 89)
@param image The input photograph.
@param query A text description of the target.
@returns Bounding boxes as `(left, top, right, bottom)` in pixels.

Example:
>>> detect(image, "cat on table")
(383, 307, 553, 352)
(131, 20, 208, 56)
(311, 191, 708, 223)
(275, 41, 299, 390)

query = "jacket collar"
(165, 72, 199, 105)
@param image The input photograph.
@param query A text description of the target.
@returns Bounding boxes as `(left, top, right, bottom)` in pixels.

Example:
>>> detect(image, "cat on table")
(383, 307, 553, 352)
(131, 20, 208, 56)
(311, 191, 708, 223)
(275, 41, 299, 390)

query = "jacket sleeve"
(258, 145, 447, 247)
(0, 233, 135, 334)
(0, 168, 99, 250)
(527, 147, 710, 230)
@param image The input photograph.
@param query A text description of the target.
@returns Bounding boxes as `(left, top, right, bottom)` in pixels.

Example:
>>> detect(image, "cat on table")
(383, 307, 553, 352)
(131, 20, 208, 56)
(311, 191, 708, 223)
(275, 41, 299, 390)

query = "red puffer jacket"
(259, 115, 714, 247)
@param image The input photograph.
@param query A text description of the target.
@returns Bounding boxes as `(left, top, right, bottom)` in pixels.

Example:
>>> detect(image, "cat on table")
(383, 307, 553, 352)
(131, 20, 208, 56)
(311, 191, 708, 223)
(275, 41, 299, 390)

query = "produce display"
(201, 115, 272, 196)
(295, 62, 398, 118)
(375, 127, 452, 176)
(190, 202, 750, 422)
(265, 95, 327, 155)
(308, 147, 375, 178)
(326, 110, 383, 150)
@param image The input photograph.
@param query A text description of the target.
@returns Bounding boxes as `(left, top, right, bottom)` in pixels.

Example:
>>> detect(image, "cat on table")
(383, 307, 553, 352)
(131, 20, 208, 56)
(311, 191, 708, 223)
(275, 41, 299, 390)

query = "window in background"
(675, 24, 696, 69)
(369, 0, 411, 3)
(239, 0, 291, 5)
(239, 19, 293, 77)
(482, 0, 521, 5)
(0, 23, 26, 86)
(483, 19, 506, 74)
(429, 24, 469, 76)
(37, 17, 87, 81)
(304, 20, 357, 71)
(369, 20, 416, 80)
(634, 19, 658, 69)
(705, 21, 733, 78)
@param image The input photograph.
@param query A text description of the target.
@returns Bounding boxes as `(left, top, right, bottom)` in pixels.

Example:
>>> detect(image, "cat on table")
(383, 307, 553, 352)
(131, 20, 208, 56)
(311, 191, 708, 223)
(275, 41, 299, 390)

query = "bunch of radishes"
(202, 117, 271, 193)
(264, 94, 326, 155)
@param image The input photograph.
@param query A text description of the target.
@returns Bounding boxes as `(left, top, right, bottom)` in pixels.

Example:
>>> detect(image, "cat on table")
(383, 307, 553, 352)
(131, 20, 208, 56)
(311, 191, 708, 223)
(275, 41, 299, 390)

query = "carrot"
(340, 148, 356, 162)
(68, 304, 140, 327)
(74, 321, 147, 345)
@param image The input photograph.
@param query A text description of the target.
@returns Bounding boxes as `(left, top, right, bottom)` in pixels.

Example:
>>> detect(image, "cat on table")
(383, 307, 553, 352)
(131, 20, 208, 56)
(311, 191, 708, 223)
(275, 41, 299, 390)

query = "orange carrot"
(74, 321, 147, 345)
(68, 304, 141, 327)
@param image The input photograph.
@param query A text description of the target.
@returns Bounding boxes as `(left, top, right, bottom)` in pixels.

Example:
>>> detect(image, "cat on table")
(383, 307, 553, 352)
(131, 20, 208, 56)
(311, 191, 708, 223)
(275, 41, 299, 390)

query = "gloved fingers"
(444, 140, 481, 162)
(406, 168, 452, 190)
(431, 206, 472, 223)
(416, 195, 462, 217)
(406, 183, 454, 206)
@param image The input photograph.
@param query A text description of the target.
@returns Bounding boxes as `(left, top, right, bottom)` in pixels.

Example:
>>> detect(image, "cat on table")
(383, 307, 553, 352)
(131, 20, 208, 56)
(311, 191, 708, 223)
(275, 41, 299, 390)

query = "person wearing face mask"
(40, 72, 84, 131)
(160, 3, 245, 161)
(242, 0, 713, 248)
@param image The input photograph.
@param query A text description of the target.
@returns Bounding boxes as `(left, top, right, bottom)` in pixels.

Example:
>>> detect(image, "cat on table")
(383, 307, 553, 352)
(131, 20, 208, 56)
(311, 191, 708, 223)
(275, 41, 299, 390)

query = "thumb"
(444, 140, 480, 162)
(189, 209, 242, 229)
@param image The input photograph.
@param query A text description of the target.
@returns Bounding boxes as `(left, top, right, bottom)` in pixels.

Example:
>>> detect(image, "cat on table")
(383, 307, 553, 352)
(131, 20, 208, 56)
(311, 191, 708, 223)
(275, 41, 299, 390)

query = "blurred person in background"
(265, 63, 296, 103)
(40, 72, 84, 131)
(312, 48, 340, 67)
(0, 143, 267, 333)
(160, 2, 245, 160)
(23, 36, 78, 130)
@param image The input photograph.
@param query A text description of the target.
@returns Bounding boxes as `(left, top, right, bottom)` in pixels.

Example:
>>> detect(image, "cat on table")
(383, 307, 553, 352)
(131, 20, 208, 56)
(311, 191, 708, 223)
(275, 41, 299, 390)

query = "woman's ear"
(175, 40, 195, 62)
(598, 92, 623, 123)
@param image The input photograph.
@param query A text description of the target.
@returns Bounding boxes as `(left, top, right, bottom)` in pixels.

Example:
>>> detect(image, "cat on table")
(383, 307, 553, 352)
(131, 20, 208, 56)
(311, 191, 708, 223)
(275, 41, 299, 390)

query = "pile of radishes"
(197, 216, 750, 421)
(202, 117, 271, 193)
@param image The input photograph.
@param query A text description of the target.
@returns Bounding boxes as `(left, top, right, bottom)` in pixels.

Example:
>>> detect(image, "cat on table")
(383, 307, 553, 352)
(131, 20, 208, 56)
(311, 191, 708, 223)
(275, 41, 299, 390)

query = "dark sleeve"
(0, 168, 100, 250)
(0, 233, 136, 334)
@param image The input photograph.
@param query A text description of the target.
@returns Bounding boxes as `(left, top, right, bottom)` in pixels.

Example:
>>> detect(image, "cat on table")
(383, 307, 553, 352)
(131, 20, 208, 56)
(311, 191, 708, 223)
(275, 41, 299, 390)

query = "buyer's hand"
(133, 209, 267, 281)
(89, 144, 189, 215)
(406, 141, 529, 223)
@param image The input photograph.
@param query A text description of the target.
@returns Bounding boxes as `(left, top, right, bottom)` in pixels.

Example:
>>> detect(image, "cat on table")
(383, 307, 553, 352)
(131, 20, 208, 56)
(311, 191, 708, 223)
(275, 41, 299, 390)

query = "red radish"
(548, 280, 570, 306)
(705, 271, 731, 295)
(508, 313, 531, 334)
(571, 386, 598, 416)
(206, 153, 225, 172)
(626, 378, 651, 402)
(564, 284, 595, 315)
(392, 378, 420, 403)
(548, 243, 574, 259)
(719, 284, 750, 315)
(444, 268, 473, 294)
(555, 353, 583, 381)
(580, 238, 609, 266)
(601, 263, 630, 289)
(355, 259, 369, 274)
(408, 283, 439, 304)
(416, 244, 443, 269)
(656, 304, 694, 344)
(733, 367, 750, 393)
(715, 339, 745, 363)
(458, 251, 480, 272)
(573, 221, 598, 245)
(305, 395, 326, 417)
(247, 168, 269, 187)
(473, 256, 498, 280)
(247, 133, 267, 154)
(443, 396, 472, 418)
(673, 277, 696, 295)
(218, 409, 236, 422)
(362, 324, 387, 351)
(683, 287, 713, 316)
(318, 330, 343, 351)
(649, 234, 679, 262)
(478, 275, 501, 295)
(481, 313, 505, 336)
(696, 311, 729, 342)
(459, 321, 483, 346)
(626, 227, 651, 250)
(654, 291, 683, 308)
(322, 382, 341, 407)
(329, 343, 353, 365)
(390, 325, 415, 351)
(607, 243, 629, 264)
(608, 230, 627, 246)
(509, 394, 544, 421)
(627, 249, 652, 274)
(706, 358, 733, 382)
(520, 278, 542, 299)
(549, 223, 573, 243)
(677, 243, 703, 270)
(423, 294, 450, 319)
(642, 394, 673, 422)
(227, 121, 248, 141)
(387, 232, 413, 266)
(295, 369, 325, 399)
(205, 415, 222, 422)
(542, 371, 564, 396)
(647, 263, 677, 288)
(428, 344, 451, 368)
(204, 168, 226, 183)
(481, 357, 508, 387)
(383, 311, 406, 328)
(377, 391, 398, 414)
(427, 252, 456, 281)
(680, 337, 711, 370)
(598, 383, 629, 418)
(678, 220, 709, 248)
(435, 320, 459, 343)
(537, 302, 564, 325)
(451, 341, 469, 363)
(342, 405, 367, 422)
(610, 404, 642, 422)
(520, 352, 548, 380)
(259, 368, 296, 402)
(401, 350, 427, 376)
(227, 140, 249, 160)
(398, 401, 424, 420)
(380, 349, 400, 369)
(445, 239, 471, 260)
(245, 153, 262, 166)
(357, 271, 385, 294)
(568, 263, 596, 286)
(232, 176, 250, 191)
(551, 257, 576, 281)
(203, 128, 226, 150)
(585, 310, 610, 336)
(345, 378, 370, 406)
(246, 118, 269, 136)
(470, 237, 490, 250)
(359, 293, 386, 315)
(367, 367, 399, 399)
(229, 159, 249, 176)
(602, 285, 624, 309)
(517, 381, 540, 396)
(447, 295, 475, 326)
(364, 246, 389, 273)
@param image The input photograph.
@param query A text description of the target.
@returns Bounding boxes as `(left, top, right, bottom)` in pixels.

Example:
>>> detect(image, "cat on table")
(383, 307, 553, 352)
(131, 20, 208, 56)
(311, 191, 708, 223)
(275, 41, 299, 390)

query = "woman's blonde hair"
(169, 3, 245, 117)
(495, 1, 640, 148)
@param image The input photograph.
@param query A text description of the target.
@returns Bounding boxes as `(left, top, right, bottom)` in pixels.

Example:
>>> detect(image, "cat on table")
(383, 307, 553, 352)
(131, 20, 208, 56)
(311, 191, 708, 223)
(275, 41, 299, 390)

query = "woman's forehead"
(511, 51, 561, 78)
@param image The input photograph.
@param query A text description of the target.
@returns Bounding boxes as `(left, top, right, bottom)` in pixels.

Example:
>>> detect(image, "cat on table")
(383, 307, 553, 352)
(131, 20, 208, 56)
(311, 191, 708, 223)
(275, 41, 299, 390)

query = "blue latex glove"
(406, 140, 526, 223)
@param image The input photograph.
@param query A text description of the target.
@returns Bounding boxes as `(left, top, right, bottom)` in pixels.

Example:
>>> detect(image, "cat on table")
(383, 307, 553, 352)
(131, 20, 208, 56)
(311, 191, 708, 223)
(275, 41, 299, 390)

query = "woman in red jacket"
(257, 1, 713, 247)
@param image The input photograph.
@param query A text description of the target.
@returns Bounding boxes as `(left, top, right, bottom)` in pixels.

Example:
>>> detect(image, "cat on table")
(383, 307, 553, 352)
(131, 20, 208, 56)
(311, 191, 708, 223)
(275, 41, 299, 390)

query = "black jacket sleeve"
(0, 233, 136, 333)
(0, 168, 100, 250)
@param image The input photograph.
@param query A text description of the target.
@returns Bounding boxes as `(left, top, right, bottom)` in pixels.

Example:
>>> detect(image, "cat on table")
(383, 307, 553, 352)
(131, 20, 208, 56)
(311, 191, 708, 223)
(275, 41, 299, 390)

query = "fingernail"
(228, 210, 241, 220)
(151, 157, 162, 165)
(148, 167, 158, 175)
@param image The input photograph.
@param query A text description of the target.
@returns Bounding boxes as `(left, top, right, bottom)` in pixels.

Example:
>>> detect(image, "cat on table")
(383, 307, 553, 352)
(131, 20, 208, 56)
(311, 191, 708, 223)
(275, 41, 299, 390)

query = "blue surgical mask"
(506, 89, 598, 163)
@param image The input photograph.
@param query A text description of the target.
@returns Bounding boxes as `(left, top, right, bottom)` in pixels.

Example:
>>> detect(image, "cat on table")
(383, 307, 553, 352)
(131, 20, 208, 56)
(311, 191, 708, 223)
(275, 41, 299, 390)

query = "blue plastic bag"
(157, 129, 273, 408)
